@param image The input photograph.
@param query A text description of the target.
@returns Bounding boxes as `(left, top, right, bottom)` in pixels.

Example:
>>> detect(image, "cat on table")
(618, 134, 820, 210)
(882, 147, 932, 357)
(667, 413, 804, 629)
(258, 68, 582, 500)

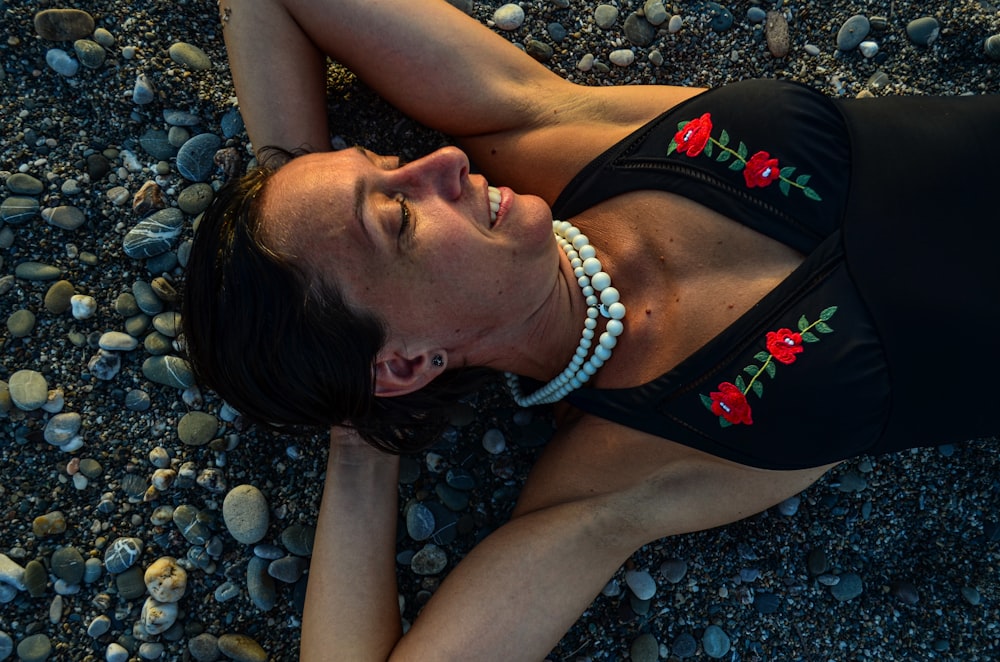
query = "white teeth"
(488, 186, 501, 223)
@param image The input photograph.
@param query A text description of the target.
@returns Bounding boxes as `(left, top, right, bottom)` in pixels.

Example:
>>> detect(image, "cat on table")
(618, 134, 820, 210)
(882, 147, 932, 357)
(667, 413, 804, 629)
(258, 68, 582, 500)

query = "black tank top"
(551, 80, 1000, 469)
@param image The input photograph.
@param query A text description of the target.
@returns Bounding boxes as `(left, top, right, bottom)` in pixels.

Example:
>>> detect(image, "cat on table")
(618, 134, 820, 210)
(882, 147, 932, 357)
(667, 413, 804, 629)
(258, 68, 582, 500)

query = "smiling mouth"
(488, 186, 501, 226)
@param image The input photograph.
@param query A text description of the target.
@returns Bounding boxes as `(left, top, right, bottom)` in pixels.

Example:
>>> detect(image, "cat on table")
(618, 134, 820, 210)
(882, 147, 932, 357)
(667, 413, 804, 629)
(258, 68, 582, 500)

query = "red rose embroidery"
(743, 151, 781, 188)
(674, 113, 713, 157)
(765, 328, 804, 365)
(709, 382, 753, 425)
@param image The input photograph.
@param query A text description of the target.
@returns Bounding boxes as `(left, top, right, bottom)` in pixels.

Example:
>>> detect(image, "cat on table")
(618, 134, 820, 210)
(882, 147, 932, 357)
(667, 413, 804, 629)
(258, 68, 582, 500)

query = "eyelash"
(395, 195, 411, 237)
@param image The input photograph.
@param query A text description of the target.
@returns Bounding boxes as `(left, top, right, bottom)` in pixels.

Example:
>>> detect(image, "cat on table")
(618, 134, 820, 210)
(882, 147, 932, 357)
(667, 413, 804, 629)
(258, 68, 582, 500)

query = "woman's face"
(261, 146, 559, 352)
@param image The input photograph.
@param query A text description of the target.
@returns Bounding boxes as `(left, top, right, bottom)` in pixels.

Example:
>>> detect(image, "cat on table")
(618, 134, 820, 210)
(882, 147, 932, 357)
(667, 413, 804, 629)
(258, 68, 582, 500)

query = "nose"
(396, 146, 469, 200)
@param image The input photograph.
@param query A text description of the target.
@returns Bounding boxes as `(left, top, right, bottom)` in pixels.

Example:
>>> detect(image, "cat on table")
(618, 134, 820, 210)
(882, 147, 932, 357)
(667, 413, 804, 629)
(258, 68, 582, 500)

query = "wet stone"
(837, 14, 870, 51)
(177, 133, 223, 182)
(117, 568, 148, 599)
(139, 129, 178, 161)
(142, 356, 195, 389)
(178, 411, 219, 446)
(178, 183, 214, 215)
(24, 560, 47, 597)
(73, 39, 106, 68)
(133, 280, 163, 315)
(217, 634, 267, 662)
(168, 42, 212, 70)
(906, 16, 940, 46)
(6, 173, 43, 195)
(7, 309, 35, 337)
(104, 537, 144, 574)
(51, 546, 85, 584)
(1, 196, 39, 225)
(123, 208, 184, 259)
(223, 484, 270, 544)
(44, 280, 75, 314)
(9, 369, 49, 411)
(280, 524, 316, 557)
(623, 12, 655, 46)
(34, 9, 94, 41)
(16, 633, 52, 662)
(247, 556, 276, 611)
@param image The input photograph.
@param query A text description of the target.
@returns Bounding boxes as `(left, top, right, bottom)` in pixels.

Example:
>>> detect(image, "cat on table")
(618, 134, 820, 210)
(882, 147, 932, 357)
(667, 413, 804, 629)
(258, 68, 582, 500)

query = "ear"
(373, 350, 446, 397)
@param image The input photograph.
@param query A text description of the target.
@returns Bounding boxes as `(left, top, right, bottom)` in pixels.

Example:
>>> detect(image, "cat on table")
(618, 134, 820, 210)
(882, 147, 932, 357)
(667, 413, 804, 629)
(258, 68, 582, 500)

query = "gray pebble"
(115, 292, 140, 317)
(223, 484, 270, 544)
(777, 495, 800, 516)
(986, 34, 1000, 61)
(667, 14, 683, 33)
(34, 8, 94, 41)
(837, 471, 868, 493)
(0, 554, 27, 591)
(493, 4, 525, 31)
(173, 504, 210, 545)
(547, 22, 568, 42)
(99, 331, 139, 351)
(16, 633, 52, 662)
(125, 313, 151, 336)
(178, 411, 219, 446)
(594, 5, 618, 29)
(144, 332, 174, 355)
(6, 173, 43, 195)
(804, 43, 821, 56)
(672, 632, 697, 658)
(610, 49, 635, 67)
(807, 548, 830, 575)
(73, 39, 106, 69)
(178, 183, 214, 215)
(42, 205, 85, 230)
(906, 17, 940, 46)
(45, 48, 79, 76)
(837, 14, 870, 51)
(125, 389, 151, 412)
(217, 634, 267, 662)
(103, 537, 143, 574)
(630, 633, 659, 662)
(625, 569, 656, 600)
(648, 49, 664, 66)
(133, 280, 164, 315)
(831, 572, 863, 601)
(411, 543, 448, 575)
(87, 615, 111, 638)
(659, 558, 688, 583)
(9, 370, 49, 411)
(889, 579, 920, 605)
(267, 555, 307, 583)
(406, 503, 436, 541)
(221, 107, 245, 139)
(163, 109, 202, 126)
(247, 556, 276, 611)
(23, 560, 45, 596)
(88, 349, 121, 381)
(83, 557, 102, 583)
(51, 546, 85, 584)
(0, 633, 11, 661)
(747, 7, 767, 23)
(188, 633, 221, 662)
(961, 586, 981, 605)
(123, 208, 184, 259)
(643, 0, 667, 26)
(280, 524, 316, 557)
(705, 2, 733, 32)
(177, 133, 223, 182)
(765, 10, 789, 58)
(214, 581, 240, 603)
(169, 42, 212, 70)
(139, 128, 177, 161)
(624, 13, 655, 46)
(44, 412, 81, 445)
(93, 27, 115, 48)
(525, 40, 553, 62)
(133, 73, 156, 105)
(1, 197, 40, 225)
(152, 311, 182, 337)
(702, 624, 731, 658)
(7, 309, 35, 338)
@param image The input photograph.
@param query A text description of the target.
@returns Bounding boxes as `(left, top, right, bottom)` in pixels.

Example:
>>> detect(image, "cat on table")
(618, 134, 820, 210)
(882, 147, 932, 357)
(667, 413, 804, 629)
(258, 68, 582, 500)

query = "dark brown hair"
(181, 153, 490, 453)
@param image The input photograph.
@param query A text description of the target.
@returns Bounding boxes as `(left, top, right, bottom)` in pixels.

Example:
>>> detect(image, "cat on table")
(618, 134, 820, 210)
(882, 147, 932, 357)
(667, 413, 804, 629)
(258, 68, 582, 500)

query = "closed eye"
(396, 194, 411, 239)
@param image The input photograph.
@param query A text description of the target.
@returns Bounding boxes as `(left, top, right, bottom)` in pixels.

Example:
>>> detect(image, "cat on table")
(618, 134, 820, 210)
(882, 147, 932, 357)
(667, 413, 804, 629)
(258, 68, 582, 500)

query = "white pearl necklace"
(505, 219, 626, 406)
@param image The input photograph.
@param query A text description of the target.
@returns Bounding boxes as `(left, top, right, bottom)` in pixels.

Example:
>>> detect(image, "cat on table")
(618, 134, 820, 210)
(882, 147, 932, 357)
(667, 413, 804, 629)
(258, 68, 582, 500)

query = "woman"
(183, 0, 1000, 658)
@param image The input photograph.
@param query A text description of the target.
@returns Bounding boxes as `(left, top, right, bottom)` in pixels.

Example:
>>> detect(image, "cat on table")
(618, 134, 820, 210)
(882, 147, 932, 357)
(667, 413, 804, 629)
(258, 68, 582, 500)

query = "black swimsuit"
(552, 80, 1000, 470)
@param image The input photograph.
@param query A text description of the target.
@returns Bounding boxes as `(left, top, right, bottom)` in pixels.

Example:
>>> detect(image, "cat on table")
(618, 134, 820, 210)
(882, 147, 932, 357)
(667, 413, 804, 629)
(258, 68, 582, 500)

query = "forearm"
(301, 433, 402, 661)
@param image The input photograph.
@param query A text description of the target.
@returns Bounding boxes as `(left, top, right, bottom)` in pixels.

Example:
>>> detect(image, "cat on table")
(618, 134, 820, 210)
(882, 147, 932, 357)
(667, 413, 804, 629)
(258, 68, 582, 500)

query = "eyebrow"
(353, 176, 372, 248)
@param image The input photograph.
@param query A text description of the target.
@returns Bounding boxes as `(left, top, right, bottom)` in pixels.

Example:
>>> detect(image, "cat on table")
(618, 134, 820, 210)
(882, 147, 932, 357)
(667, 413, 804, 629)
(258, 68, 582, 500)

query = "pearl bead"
(607, 302, 626, 319)
(606, 319, 624, 336)
(579, 245, 596, 259)
(572, 235, 589, 250)
(600, 287, 619, 306)
(591, 272, 611, 291)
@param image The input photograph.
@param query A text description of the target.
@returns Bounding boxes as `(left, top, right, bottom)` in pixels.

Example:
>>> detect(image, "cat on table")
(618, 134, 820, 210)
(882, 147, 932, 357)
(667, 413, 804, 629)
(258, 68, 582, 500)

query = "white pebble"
(46, 48, 79, 77)
(609, 49, 635, 66)
(106, 642, 129, 662)
(576, 53, 595, 72)
(858, 40, 879, 58)
(73, 473, 89, 490)
(493, 4, 525, 31)
(804, 44, 821, 56)
(70, 294, 97, 319)
(49, 594, 64, 623)
(668, 14, 683, 33)
(482, 428, 506, 454)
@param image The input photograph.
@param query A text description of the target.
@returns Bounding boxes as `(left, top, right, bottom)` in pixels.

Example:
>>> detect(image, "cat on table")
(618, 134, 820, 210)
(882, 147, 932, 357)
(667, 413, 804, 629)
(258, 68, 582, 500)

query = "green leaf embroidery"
(667, 140, 678, 156)
(795, 174, 811, 186)
(754, 351, 771, 362)
(737, 141, 748, 160)
(719, 129, 730, 146)
(820, 306, 838, 321)
(719, 418, 732, 428)
(815, 321, 834, 333)
(677, 120, 689, 131)
(779, 179, 791, 196)
(744, 365, 760, 376)
(735, 375, 746, 391)
(779, 166, 796, 178)
(804, 187, 822, 201)
(801, 331, 820, 343)
(700, 393, 715, 411)
(751, 381, 764, 398)
(704, 141, 714, 158)
(764, 361, 776, 378)
(797, 315, 809, 332)
(716, 150, 732, 163)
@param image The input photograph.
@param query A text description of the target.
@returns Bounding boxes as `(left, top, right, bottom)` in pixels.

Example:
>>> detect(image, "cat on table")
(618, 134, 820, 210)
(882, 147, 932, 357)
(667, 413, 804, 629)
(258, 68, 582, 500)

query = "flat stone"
(837, 14, 870, 51)
(831, 572, 864, 601)
(178, 411, 218, 446)
(280, 524, 315, 557)
(104, 537, 144, 574)
(116, 566, 146, 600)
(623, 13, 655, 46)
(906, 16, 940, 46)
(133, 280, 164, 315)
(223, 484, 270, 544)
(594, 4, 618, 29)
(16, 633, 52, 662)
(6, 173, 43, 195)
(42, 205, 85, 230)
(152, 311, 182, 337)
(625, 569, 657, 600)
(123, 208, 184, 259)
(168, 42, 212, 70)
(177, 133, 222, 182)
(247, 556, 276, 611)
(143, 355, 195, 389)
(99, 331, 139, 351)
(643, 0, 668, 26)
(267, 556, 308, 583)
(88, 349, 121, 381)
(32, 511, 66, 537)
(139, 129, 177, 161)
(178, 183, 214, 215)
(172, 504, 210, 545)
(217, 634, 267, 662)
(705, 2, 733, 31)
(492, 4, 525, 31)
(188, 633, 221, 662)
(986, 34, 1000, 61)
(702, 625, 731, 658)
(16, 262, 61, 281)
(34, 9, 94, 41)
(133, 74, 155, 105)
(1, 196, 40, 224)
(50, 546, 85, 584)
(411, 543, 447, 575)
(45, 48, 78, 76)
(9, 369, 49, 410)
(610, 49, 635, 66)
(73, 39, 106, 68)
(630, 633, 659, 662)
(406, 503, 436, 541)
(765, 11, 789, 58)
(7, 309, 35, 337)
(44, 412, 81, 445)
(44, 280, 75, 314)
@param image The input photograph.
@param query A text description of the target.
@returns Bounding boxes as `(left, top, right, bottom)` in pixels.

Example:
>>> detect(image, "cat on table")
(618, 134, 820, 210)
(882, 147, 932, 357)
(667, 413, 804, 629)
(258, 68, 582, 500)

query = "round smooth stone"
(173, 505, 210, 545)
(105, 642, 128, 662)
(139, 128, 177, 161)
(623, 13, 655, 46)
(630, 633, 659, 662)
(406, 503, 436, 541)
(705, 2, 733, 31)
(6, 173, 43, 195)
(99, 331, 139, 352)
(84, 557, 102, 584)
(1, 196, 39, 224)
(765, 10, 790, 58)
(143, 356, 194, 389)
(668, 14, 683, 33)
(88, 349, 121, 381)
(23, 560, 46, 596)
(525, 39, 552, 62)
(221, 107, 245, 139)
(16, 633, 52, 662)
(132, 280, 164, 315)
(93, 27, 115, 47)
(123, 208, 184, 259)
(34, 8, 94, 41)
(594, 4, 618, 29)
(178, 411, 218, 446)
(986, 34, 1000, 61)
(44, 412, 81, 445)
(32, 511, 66, 537)
(217, 634, 267, 662)
(116, 566, 146, 600)
(45, 48, 78, 76)
(643, 0, 667, 26)
(188, 633, 221, 661)
(267, 555, 308, 583)
(145, 557, 187, 602)
(411, 543, 448, 575)
(9, 370, 48, 411)
(50, 546, 85, 584)
(492, 4, 524, 31)
(44, 280, 75, 314)
(125, 389, 151, 412)
(168, 42, 212, 70)
(132, 74, 156, 105)
(87, 615, 111, 638)
(178, 183, 214, 215)
(141, 597, 178, 634)
(152, 312, 182, 337)
(0, 554, 26, 592)
(747, 6, 767, 23)
(222, 484, 270, 544)
(70, 294, 97, 319)
(609, 49, 635, 67)
(115, 292, 139, 317)
(702, 625, 731, 658)
(176, 133, 223, 182)
(104, 537, 144, 574)
(858, 40, 878, 58)
(213, 581, 240, 603)
(144, 332, 173, 356)
(15, 262, 60, 281)
(625, 569, 657, 600)
(163, 109, 202, 126)
(246, 556, 276, 611)
(280, 524, 315, 557)
(73, 39, 105, 68)
(836, 14, 870, 51)
(831, 572, 864, 601)
(906, 16, 940, 46)
(7, 309, 35, 338)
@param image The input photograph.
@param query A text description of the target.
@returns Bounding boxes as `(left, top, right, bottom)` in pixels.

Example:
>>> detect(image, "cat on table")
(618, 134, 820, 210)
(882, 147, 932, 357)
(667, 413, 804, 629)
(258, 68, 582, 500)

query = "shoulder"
(460, 84, 708, 204)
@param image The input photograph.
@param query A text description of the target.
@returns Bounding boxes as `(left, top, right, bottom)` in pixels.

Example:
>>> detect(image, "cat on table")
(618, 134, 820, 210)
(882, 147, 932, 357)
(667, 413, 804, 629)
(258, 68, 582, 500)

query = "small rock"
(985, 34, 1000, 61)
(280, 524, 316, 557)
(178, 411, 219, 446)
(178, 183, 214, 215)
(44, 412, 81, 445)
(177, 134, 223, 182)
(34, 9, 94, 41)
(890, 579, 920, 605)
(0, 554, 27, 591)
(70, 294, 97, 319)
(142, 356, 195, 389)
(765, 11, 789, 58)
(837, 14, 870, 51)
(672, 632, 697, 658)
(906, 17, 940, 46)
(50, 546, 85, 584)
(961, 586, 981, 606)
(88, 349, 122, 381)
(188, 633, 221, 662)
(667, 14, 683, 33)
(705, 2, 733, 32)
(9, 369, 49, 411)
(6, 173, 44, 195)
(168, 42, 212, 70)
(45, 48, 79, 76)
(123, 208, 184, 259)
(747, 7, 767, 23)
(831, 573, 863, 601)
(217, 634, 267, 662)
(625, 569, 657, 600)
(858, 40, 879, 58)
(7, 309, 35, 338)
(659, 558, 688, 583)
(141, 596, 179, 634)
(247, 556, 276, 611)
(702, 625, 731, 658)
(16, 633, 52, 662)
(411, 544, 448, 575)
(609, 49, 635, 67)
(406, 503, 436, 541)
(133, 74, 156, 105)
(104, 537, 144, 574)
(525, 40, 553, 62)
(44, 280, 75, 314)
(32, 511, 67, 537)
(267, 556, 308, 583)
(223, 484, 270, 544)
(594, 5, 618, 29)
(623, 13, 655, 47)
(99, 331, 140, 352)
(493, 4, 525, 31)
(630, 633, 659, 662)
(643, 0, 667, 26)
(145, 557, 187, 602)
(73, 39, 106, 68)
(15, 261, 61, 281)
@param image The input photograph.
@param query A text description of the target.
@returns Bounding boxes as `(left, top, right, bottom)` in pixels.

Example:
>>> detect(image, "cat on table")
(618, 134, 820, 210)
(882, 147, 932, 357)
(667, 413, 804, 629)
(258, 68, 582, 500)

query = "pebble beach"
(2, 1, 1000, 660)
